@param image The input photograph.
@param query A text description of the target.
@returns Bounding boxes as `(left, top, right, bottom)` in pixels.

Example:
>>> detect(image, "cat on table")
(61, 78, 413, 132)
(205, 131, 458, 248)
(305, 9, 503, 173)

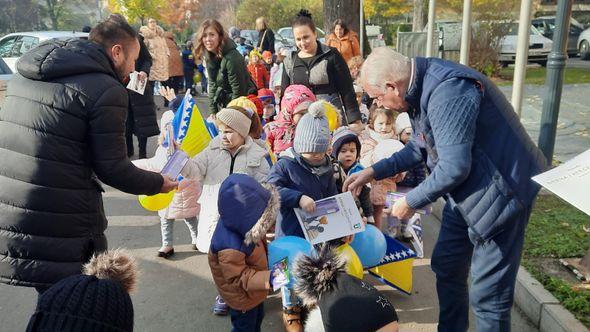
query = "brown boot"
(282, 306, 303, 332)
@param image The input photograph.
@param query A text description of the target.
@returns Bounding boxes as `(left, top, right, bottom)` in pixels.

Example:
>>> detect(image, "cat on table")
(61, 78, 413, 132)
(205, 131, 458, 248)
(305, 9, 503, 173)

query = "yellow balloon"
(323, 101, 340, 132)
(138, 191, 175, 211)
(336, 243, 364, 279)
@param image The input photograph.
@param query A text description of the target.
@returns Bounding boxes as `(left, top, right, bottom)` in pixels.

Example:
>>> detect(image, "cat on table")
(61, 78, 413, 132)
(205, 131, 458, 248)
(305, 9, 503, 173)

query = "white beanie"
(216, 108, 252, 139)
(294, 101, 331, 154)
(395, 112, 412, 135)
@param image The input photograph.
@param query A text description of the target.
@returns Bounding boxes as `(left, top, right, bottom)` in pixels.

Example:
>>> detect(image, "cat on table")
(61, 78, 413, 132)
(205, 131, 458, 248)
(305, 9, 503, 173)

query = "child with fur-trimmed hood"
(208, 174, 280, 330)
(294, 245, 399, 332)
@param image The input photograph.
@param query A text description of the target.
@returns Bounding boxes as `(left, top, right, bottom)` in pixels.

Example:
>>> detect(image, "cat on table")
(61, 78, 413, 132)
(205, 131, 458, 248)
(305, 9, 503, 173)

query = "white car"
(577, 27, 590, 60)
(277, 27, 326, 45)
(0, 31, 89, 72)
(0, 57, 12, 105)
(499, 23, 553, 67)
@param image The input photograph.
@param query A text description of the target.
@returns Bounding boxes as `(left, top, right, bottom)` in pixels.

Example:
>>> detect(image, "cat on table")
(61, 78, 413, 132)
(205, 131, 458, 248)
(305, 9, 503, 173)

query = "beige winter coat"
(181, 136, 270, 252)
(164, 31, 184, 77)
(140, 25, 169, 81)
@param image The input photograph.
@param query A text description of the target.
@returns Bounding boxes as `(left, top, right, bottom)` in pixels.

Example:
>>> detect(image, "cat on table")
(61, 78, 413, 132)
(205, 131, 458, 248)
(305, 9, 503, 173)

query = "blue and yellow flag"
(368, 234, 417, 295)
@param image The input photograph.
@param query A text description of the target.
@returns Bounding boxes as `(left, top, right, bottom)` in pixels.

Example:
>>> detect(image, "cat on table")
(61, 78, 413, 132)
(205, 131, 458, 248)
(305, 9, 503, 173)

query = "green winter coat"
(205, 39, 255, 114)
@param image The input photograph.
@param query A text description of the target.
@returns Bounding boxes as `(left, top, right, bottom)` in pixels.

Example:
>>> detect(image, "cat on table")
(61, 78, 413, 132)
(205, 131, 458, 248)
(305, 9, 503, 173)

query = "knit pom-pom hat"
(27, 249, 138, 332)
(294, 101, 331, 154)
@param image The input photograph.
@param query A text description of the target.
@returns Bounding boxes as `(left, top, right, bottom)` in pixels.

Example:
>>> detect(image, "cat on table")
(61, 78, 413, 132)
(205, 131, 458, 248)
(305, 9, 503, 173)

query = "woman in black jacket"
(281, 10, 362, 129)
(256, 16, 275, 54)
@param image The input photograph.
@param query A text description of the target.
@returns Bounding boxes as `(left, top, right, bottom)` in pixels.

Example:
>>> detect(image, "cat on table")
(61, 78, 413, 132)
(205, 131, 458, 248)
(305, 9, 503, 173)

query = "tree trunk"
(412, 0, 425, 32)
(323, 0, 361, 36)
(45, 0, 59, 30)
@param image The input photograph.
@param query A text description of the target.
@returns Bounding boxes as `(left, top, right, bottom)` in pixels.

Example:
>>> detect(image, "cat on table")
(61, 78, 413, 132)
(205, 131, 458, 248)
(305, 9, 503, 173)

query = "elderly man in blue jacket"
(344, 47, 548, 332)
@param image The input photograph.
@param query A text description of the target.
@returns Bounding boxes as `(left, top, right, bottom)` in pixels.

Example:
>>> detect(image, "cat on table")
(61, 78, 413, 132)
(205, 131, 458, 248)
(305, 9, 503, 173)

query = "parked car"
(0, 57, 13, 106)
(277, 27, 326, 45)
(577, 27, 590, 60)
(532, 16, 584, 56)
(0, 31, 89, 72)
(240, 29, 259, 48)
(499, 23, 553, 67)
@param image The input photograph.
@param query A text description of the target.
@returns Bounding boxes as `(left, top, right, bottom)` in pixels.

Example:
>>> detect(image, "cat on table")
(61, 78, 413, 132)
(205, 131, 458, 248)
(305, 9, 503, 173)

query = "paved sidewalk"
(500, 84, 590, 162)
(0, 95, 540, 331)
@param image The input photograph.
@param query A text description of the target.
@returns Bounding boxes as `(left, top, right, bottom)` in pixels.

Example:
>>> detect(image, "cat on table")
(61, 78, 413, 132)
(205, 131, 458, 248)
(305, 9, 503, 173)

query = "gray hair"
(360, 47, 411, 88)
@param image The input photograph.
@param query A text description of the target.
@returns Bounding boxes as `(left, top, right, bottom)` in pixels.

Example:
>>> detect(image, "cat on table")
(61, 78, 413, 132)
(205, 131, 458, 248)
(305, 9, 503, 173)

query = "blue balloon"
(268, 236, 312, 268)
(268, 236, 313, 287)
(350, 224, 387, 268)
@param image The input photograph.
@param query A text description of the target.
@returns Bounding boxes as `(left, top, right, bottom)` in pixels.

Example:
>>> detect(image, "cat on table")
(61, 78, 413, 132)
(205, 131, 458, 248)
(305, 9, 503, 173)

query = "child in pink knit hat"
(264, 84, 316, 155)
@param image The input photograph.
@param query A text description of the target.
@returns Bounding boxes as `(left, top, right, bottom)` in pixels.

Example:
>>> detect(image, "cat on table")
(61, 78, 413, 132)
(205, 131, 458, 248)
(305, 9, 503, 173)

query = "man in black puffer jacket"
(0, 15, 177, 291)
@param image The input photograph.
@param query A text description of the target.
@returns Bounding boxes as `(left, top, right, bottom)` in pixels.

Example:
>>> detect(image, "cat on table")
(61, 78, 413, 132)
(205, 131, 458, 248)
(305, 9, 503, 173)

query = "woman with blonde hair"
(195, 19, 254, 114)
(256, 16, 275, 54)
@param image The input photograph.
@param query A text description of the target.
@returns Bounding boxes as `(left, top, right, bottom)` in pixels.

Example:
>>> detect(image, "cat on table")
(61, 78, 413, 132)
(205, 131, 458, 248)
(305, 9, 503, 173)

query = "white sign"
(532, 149, 590, 216)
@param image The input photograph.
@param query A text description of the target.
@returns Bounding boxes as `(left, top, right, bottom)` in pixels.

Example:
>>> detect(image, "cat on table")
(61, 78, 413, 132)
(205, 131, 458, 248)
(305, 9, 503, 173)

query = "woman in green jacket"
(195, 19, 254, 114)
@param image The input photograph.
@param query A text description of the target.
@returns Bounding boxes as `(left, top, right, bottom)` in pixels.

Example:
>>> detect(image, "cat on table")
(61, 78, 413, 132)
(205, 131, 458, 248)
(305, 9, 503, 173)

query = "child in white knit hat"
(181, 106, 270, 316)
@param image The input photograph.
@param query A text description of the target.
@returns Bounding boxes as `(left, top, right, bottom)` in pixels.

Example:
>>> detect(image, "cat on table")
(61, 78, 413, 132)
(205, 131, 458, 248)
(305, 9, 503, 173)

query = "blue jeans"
(432, 202, 530, 332)
(229, 303, 264, 332)
(160, 217, 198, 247)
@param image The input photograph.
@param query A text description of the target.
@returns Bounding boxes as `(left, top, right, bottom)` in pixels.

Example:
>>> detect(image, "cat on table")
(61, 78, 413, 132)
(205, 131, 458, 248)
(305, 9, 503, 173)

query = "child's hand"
(159, 86, 176, 102)
(299, 195, 316, 213)
(392, 172, 406, 183)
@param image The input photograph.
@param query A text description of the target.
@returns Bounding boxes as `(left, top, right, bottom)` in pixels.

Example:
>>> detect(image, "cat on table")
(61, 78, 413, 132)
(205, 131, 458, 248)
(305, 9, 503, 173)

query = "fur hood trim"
(244, 183, 280, 245)
(293, 244, 346, 307)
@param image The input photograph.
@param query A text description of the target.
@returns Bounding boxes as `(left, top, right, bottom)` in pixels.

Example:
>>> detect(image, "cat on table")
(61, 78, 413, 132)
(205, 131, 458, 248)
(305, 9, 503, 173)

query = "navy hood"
(211, 174, 280, 255)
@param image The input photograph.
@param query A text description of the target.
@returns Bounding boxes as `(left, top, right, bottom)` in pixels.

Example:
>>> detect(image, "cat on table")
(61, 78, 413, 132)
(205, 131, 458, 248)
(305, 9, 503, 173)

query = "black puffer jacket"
(127, 35, 159, 138)
(281, 42, 361, 124)
(0, 39, 163, 288)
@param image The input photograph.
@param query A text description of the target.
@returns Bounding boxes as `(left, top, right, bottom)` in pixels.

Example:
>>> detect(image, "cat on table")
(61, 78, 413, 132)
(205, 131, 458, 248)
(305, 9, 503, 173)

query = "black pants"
(126, 132, 147, 158)
(183, 69, 194, 92)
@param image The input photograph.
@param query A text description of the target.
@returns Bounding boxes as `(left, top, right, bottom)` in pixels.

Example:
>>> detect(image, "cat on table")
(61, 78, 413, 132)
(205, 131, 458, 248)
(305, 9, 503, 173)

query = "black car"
(532, 16, 584, 56)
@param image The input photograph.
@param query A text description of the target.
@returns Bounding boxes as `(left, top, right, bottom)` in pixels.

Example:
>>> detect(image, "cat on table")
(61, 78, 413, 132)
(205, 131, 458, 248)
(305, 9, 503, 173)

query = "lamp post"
(511, 0, 534, 118)
(459, 0, 472, 65)
(538, 0, 573, 163)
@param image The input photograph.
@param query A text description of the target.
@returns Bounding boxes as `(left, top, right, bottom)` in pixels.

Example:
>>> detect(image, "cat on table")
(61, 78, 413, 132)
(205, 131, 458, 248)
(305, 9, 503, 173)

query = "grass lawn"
(523, 194, 590, 327)
(496, 67, 590, 86)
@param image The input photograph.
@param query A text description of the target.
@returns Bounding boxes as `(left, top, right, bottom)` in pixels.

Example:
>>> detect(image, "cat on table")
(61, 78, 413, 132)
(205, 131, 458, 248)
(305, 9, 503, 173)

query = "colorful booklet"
(385, 191, 431, 215)
(160, 149, 189, 180)
(270, 257, 290, 291)
(294, 191, 365, 245)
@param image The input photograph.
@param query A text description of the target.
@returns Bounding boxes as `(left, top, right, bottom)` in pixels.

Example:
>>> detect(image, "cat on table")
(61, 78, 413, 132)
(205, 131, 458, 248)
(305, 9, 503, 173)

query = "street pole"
(511, 0, 534, 118)
(426, 0, 436, 57)
(459, 0, 472, 65)
(360, 0, 364, 57)
(538, 0, 573, 163)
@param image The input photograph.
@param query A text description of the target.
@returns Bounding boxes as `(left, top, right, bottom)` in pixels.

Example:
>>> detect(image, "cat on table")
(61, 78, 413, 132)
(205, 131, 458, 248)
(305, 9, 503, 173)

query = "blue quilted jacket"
(372, 57, 548, 242)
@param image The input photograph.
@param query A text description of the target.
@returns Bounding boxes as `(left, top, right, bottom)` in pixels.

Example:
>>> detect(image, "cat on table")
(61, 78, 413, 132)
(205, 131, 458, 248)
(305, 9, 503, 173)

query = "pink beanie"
(281, 85, 317, 115)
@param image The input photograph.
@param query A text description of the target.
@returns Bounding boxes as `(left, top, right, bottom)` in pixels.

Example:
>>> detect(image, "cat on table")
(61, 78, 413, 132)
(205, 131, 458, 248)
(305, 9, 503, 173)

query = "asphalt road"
(0, 96, 538, 331)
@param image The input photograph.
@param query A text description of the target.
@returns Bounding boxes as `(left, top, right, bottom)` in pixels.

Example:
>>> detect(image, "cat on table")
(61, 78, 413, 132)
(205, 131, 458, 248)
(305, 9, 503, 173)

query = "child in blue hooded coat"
(208, 174, 280, 332)
(266, 101, 338, 329)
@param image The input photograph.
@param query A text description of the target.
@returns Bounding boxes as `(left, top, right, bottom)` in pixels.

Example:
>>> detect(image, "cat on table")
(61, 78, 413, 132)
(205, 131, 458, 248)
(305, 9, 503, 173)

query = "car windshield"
(505, 23, 540, 36)
(0, 58, 11, 75)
